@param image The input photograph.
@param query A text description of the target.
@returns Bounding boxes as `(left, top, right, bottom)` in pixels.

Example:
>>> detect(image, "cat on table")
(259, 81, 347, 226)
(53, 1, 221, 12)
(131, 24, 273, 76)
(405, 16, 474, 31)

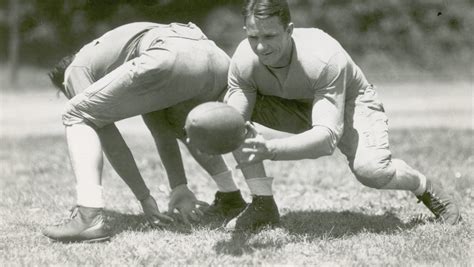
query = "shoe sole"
(226, 219, 281, 233)
(48, 235, 111, 243)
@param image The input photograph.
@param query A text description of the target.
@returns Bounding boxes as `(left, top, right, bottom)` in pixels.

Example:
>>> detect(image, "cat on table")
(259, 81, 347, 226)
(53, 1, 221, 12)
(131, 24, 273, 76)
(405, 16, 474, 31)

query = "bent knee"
(62, 101, 83, 126)
(352, 159, 395, 189)
(62, 99, 97, 128)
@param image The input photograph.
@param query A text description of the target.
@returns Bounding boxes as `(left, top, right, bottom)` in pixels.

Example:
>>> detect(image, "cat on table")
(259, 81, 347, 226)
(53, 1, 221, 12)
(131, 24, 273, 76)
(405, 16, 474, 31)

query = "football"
(185, 102, 247, 155)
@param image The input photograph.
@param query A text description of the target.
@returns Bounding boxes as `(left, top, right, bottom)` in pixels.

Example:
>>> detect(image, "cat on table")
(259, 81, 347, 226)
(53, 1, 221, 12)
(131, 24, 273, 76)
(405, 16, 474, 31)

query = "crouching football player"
(218, 0, 461, 231)
(43, 22, 247, 242)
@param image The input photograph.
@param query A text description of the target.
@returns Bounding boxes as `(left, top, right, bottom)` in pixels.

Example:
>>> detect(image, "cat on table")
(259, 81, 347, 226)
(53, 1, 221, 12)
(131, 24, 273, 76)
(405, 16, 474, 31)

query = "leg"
(228, 95, 313, 231)
(44, 49, 186, 242)
(43, 123, 111, 242)
(237, 94, 313, 191)
(163, 101, 239, 186)
(339, 86, 460, 224)
(163, 103, 247, 226)
(66, 123, 104, 207)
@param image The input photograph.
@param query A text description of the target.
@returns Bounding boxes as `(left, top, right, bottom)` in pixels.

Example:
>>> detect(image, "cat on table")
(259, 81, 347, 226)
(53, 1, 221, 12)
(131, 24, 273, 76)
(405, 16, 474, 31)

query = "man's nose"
(256, 41, 267, 53)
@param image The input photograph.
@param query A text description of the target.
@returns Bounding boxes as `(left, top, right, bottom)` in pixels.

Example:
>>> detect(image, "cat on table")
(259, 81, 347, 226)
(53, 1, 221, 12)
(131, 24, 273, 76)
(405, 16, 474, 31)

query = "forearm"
(267, 126, 337, 160)
(98, 124, 150, 201)
(142, 111, 188, 189)
(155, 137, 187, 189)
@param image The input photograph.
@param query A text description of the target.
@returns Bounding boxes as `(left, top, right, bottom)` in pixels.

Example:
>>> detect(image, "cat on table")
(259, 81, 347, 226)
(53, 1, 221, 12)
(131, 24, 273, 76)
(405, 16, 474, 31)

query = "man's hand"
(237, 122, 276, 168)
(140, 195, 175, 228)
(168, 184, 209, 226)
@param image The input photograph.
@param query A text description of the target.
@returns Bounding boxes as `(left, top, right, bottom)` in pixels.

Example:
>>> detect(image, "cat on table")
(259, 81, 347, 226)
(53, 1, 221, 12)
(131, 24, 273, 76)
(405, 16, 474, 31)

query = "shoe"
(229, 195, 280, 231)
(416, 180, 462, 225)
(43, 206, 111, 242)
(200, 190, 247, 227)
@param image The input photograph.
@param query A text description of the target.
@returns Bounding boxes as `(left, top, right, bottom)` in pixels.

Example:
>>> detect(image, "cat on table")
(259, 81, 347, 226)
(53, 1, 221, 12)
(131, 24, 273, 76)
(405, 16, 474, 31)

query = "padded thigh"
(338, 85, 395, 188)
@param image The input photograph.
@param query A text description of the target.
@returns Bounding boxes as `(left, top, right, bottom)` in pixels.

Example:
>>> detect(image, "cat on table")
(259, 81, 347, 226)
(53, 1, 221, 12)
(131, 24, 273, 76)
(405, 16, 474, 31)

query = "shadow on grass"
(214, 210, 420, 256)
(281, 210, 418, 238)
(104, 210, 192, 236)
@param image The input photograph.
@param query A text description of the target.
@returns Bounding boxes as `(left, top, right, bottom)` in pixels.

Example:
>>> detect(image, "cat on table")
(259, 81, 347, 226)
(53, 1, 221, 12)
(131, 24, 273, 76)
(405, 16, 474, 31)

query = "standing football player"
(221, 0, 461, 230)
(43, 22, 247, 242)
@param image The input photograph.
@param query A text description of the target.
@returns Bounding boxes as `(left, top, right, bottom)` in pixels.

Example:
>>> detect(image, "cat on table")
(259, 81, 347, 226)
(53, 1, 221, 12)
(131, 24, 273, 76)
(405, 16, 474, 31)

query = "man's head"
(242, 0, 293, 67)
(48, 54, 75, 97)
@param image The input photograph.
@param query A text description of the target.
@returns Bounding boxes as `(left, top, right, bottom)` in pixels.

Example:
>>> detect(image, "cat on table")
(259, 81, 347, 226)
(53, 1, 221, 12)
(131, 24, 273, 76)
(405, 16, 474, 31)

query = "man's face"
(245, 15, 293, 67)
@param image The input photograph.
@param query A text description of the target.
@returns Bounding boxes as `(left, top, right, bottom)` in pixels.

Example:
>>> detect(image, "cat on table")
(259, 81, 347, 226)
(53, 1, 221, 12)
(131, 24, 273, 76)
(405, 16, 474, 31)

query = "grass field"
(0, 79, 473, 265)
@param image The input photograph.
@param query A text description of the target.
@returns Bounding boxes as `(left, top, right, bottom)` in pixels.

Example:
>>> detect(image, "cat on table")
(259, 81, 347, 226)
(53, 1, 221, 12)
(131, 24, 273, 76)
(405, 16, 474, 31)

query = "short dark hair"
(242, 0, 291, 28)
(48, 54, 75, 98)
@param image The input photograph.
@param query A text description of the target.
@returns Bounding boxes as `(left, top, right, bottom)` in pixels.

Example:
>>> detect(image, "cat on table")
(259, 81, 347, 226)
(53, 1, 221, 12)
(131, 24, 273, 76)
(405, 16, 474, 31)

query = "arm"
(241, 52, 348, 162)
(97, 124, 173, 227)
(142, 111, 207, 225)
(224, 57, 258, 121)
(97, 123, 150, 200)
(266, 125, 337, 160)
(142, 111, 187, 189)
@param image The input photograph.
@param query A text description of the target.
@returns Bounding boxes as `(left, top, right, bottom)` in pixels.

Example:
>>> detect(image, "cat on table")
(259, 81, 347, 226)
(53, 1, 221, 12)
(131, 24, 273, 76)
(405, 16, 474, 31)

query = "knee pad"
(352, 159, 395, 189)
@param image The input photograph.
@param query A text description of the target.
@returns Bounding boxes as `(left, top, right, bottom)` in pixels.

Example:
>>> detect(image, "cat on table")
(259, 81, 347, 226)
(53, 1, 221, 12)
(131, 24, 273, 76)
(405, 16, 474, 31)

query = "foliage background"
(0, 0, 473, 78)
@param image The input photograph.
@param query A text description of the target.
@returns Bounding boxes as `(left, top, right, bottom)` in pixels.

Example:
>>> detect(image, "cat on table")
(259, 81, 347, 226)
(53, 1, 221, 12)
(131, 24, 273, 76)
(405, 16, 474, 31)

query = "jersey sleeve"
(311, 52, 348, 142)
(224, 51, 257, 121)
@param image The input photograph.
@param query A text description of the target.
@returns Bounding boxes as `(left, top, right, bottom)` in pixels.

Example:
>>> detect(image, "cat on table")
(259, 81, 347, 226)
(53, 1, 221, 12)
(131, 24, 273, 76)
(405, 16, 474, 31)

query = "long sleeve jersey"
(226, 28, 371, 144)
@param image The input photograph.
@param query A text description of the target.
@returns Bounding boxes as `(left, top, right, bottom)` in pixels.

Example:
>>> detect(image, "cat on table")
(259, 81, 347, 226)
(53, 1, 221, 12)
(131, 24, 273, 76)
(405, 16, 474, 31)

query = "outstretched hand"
(140, 195, 175, 228)
(168, 184, 209, 226)
(237, 122, 275, 168)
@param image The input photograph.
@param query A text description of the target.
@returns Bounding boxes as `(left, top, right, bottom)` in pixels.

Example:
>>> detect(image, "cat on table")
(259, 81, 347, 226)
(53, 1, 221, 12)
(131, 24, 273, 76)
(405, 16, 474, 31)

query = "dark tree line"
(1, 0, 473, 86)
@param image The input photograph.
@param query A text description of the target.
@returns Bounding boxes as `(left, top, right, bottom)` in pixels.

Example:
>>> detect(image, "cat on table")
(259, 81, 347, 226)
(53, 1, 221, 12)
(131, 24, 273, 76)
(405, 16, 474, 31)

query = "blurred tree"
(0, 0, 472, 75)
(7, 0, 19, 88)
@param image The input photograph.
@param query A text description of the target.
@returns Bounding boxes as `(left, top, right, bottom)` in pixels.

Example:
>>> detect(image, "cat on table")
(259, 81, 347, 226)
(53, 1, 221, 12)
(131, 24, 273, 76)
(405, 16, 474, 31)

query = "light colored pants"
(252, 85, 395, 188)
(62, 24, 229, 129)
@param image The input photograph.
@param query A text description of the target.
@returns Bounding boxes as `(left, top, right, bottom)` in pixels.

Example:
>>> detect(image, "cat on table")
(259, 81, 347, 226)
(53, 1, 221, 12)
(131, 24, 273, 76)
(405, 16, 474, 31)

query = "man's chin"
(258, 57, 275, 66)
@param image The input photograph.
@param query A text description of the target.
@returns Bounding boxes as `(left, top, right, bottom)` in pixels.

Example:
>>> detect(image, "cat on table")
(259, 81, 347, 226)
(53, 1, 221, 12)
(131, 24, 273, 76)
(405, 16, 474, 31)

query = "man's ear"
(286, 22, 294, 35)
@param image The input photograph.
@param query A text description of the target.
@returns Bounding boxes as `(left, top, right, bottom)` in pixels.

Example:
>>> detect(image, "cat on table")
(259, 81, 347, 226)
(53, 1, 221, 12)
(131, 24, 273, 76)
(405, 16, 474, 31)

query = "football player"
(43, 22, 246, 242)
(221, 0, 461, 230)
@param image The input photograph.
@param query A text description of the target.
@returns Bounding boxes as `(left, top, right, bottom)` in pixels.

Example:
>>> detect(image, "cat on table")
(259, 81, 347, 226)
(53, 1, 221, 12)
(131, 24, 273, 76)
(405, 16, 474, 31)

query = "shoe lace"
(418, 191, 448, 217)
(205, 194, 224, 215)
(69, 206, 79, 219)
(250, 196, 266, 212)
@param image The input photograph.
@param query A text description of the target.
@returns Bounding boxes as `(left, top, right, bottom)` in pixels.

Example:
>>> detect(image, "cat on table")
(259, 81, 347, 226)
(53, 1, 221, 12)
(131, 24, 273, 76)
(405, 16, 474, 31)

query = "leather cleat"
(43, 206, 111, 243)
(200, 190, 247, 228)
(416, 179, 462, 225)
(226, 195, 280, 232)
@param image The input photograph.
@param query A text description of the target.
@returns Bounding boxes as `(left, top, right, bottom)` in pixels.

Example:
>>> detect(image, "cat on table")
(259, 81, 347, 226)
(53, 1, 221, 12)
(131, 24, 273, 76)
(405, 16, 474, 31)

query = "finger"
(188, 211, 199, 222)
(244, 138, 262, 146)
(248, 153, 256, 162)
(180, 212, 191, 226)
(157, 213, 175, 223)
(195, 200, 209, 207)
(194, 207, 204, 217)
(168, 203, 176, 214)
(245, 122, 259, 138)
(148, 217, 166, 228)
(241, 147, 258, 153)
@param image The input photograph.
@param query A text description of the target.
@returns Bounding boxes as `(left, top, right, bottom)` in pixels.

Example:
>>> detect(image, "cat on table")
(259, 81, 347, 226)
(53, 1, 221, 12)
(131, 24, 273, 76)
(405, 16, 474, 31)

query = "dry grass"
(0, 81, 473, 265)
